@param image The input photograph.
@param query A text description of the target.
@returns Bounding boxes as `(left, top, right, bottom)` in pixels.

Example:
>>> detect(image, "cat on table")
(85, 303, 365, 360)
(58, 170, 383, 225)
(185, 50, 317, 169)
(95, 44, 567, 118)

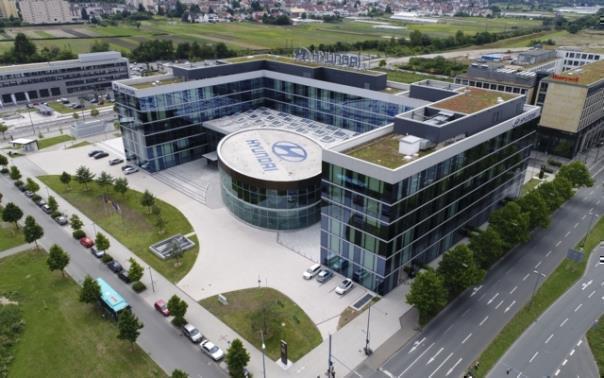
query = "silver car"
(200, 339, 224, 361)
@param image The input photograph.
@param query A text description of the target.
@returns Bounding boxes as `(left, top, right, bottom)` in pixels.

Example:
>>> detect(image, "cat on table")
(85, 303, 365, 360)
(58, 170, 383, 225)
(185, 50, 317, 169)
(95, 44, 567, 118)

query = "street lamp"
(260, 330, 266, 378)
(364, 305, 372, 356)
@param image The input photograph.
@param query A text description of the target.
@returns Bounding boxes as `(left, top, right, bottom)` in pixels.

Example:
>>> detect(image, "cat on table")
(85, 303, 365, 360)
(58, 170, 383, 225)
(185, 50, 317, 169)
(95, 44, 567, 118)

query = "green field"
(0, 249, 165, 377)
(38, 175, 198, 283)
(0, 17, 545, 55)
(200, 288, 322, 362)
(37, 134, 75, 149)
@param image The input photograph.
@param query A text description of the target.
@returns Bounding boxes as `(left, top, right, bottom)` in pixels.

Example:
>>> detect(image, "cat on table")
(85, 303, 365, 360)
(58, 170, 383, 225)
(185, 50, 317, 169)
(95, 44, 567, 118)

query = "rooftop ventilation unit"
(399, 135, 421, 156)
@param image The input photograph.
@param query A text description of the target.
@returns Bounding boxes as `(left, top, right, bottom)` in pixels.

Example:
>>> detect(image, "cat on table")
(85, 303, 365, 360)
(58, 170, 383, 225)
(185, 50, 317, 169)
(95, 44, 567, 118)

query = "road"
(489, 248, 603, 377)
(0, 174, 226, 378)
(376, 159, 604, 378)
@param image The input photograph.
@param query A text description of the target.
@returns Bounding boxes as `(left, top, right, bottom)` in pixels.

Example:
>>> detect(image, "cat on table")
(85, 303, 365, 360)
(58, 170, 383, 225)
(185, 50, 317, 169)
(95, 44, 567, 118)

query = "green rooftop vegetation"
(433, 88, 517, 114)
(554, 59, 604, 85)
(130, 77, 183, 89)
(345, 134, 433, 169)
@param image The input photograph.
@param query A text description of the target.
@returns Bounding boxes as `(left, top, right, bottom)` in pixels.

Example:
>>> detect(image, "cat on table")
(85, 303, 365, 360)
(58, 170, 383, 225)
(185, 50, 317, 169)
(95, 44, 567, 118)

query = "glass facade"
(219, 167, 322, 230)
(320, 121, 536, 295)
(115, 77, 409, 172)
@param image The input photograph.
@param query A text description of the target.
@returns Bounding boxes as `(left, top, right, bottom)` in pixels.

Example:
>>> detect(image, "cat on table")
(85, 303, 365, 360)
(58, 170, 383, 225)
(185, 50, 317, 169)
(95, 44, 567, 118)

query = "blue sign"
(272, 141, 307, 162)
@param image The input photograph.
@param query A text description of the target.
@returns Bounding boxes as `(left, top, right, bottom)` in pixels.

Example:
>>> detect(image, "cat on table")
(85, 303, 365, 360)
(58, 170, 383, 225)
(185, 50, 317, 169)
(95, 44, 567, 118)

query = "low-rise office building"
(557, 47, 602, 71)
(19, 0, 75, 24)
(113, 56, 539, 294)
(535, 59, 604, 158)
(0, 51, 128, 106)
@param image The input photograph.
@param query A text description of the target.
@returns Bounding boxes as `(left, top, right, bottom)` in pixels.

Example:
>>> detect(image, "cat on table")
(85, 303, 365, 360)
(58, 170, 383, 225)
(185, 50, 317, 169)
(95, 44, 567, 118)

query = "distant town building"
(0, 51, 129, 106)
(0, 0, 18, 18)
(19, 0, 75, 24)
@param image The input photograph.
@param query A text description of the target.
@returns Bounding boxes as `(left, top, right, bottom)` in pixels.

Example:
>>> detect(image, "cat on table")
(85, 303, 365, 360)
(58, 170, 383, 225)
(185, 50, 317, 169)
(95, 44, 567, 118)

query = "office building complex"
(0, 51, 128, 106)
(113, 55, 539, 294)
(19, 0, 74, 24)
(535, 59, 604, 158)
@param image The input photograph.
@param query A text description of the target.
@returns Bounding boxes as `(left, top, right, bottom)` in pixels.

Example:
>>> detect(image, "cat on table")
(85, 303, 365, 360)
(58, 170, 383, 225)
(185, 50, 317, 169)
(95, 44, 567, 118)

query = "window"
(27, 90, 38, 99)
(50, 87, 61, 96)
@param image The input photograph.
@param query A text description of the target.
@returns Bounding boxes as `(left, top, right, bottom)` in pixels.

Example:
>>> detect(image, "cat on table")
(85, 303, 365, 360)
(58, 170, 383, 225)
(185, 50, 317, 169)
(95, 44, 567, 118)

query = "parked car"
(123, 166, 139, 175)
(109, 158, 124, 166)
(15, 182, 26, 192)
(117, 271, 131, 284)
(316, 269, 333, 283)
(24, 190, 33, 198)
(54, 215, 69, 226)
(90, 247, 104, 258)
(79, 237, 94, 248)
(182, 324, 203, 343)
(200, 339, 224, 361)
(34, 198, 46, 207)
(303, 263, 322, 280)
(94, 152, 109, 160)
(154, 299, 170, 316)
(41, 204, 52, 214)
(335, 279, 354, 295)
(88, 150, 103, 157)
(106, 260, 123, 273)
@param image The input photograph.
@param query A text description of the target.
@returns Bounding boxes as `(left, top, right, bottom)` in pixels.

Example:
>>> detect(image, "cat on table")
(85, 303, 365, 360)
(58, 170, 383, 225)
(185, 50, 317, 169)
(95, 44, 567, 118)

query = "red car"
(154, 299, 170, 316)
(79, 237, 95, 248)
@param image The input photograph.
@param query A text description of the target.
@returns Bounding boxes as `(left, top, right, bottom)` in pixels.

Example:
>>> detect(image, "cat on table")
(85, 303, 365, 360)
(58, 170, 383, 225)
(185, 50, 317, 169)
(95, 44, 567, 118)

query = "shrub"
(31, 194, 41, 202)
(0, 168, 8, 174)
(548, 159, 562, 167)
(132, 281, 146, 293)
(51, 211, 62, 218)
(72, 229, 86, 239)
(101, 253, 113, 263)
(14, 179, 23, 187)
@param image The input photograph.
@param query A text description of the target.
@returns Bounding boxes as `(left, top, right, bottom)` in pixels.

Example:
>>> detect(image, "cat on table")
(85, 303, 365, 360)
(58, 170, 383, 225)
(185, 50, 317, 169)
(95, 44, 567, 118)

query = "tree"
(90, 108, 99, 117)
(0, 153, 7, 168)
(170, 238, 184, 265)
(557, 161, 593, 188)
(0, 123, 7, 140)
(60, 171, 72, 189)
(72, 112, 79, 120)
(95, 232, 110, 252)
(140, 190, 155, 214)
(437, 245, 484, 299)
(489, 202, 530, 249)
(536, 181, 564, 211)
(117, 310, 143, 350)
(75, 166, 95, 191)
(90, 40, 109, 53)
(516, 190, 550, 230)
(70, 214, 83, 231)
(47, 195, 58, 213)
(128, 258, 144, 282)
(9, 166, 21, 181)
(2, 202, 23, 229)
(25, 177, 40, 194)
(113, 177, 129, 197)
(226, 338, 250, 378)
(47, 244, 70, 277)
(553, 176, 573, 201)
(171, 370, 189, 378)
(13, 33, 36, 63)
(23, 215, 44, 249)
(95, 171, 114, 193)
(469, 227, 505, 270)
(406, 269, 448, 325)
(167, 295, 188, 326)
(81, 7, 89, 21)
(80, 275, 101, 304)
(155, 217, 167, 234)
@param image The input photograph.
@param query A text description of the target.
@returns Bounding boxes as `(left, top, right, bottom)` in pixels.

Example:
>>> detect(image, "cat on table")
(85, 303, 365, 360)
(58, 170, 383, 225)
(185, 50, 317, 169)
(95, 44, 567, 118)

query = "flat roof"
(345, 133, 432, 169)
(218, 128, 322, 182)
(0, 51, 125, 74)
(432, 88, 517, 114)
(551, 59, 604, 85)
(130, 76, 183, 89)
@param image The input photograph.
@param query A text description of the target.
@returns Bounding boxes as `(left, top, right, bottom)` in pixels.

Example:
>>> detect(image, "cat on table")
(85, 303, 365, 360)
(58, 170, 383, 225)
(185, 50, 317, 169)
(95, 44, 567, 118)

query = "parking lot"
(24, 138, 366, 338)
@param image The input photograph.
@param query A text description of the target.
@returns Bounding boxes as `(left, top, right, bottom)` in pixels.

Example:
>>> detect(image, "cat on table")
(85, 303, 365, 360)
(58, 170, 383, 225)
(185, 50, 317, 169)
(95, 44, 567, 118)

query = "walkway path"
(0, 243, 32, 259)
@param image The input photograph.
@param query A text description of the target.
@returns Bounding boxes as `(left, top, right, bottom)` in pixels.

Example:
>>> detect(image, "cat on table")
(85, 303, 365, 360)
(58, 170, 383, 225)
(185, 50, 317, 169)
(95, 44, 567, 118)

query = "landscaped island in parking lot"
(39, 174, 198, 283)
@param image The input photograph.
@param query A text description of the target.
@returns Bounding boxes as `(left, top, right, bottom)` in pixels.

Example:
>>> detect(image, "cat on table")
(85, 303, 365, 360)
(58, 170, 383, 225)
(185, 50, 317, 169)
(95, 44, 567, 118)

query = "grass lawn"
(587, 316, 604, 373)
(66, 140, 91, 149)
(0, 207, 25, 251)
(47, 101, 75, 114)
(475, 215, 604, 377)
(38, 175, 197, 283)
(0, 249, 165, 377)
(520, 178, 541, 196)
(37, 134, 75, 150)
(200, 288, 322, 361)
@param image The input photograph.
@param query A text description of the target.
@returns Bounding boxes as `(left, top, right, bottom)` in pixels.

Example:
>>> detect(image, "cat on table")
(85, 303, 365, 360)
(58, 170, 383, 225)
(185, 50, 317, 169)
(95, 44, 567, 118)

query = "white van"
(303, 263, 322, 280)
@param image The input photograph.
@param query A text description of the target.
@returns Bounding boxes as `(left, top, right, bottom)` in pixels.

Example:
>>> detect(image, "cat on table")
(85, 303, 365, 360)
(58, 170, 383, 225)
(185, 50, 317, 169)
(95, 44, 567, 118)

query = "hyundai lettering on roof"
(218, 128, 321, 182)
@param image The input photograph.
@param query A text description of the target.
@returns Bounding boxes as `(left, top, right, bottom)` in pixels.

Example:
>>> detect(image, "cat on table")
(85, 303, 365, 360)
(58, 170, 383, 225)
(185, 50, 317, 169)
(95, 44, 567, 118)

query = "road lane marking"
(588, 290, 596, 298)
(427, 347, 444, 365)
(574, 303, 583, 312)
(495, 300, 504, 309)
(560, 318, 568, 327)
(597, 199, 601, 205)
(562, 359, 568, 366)
(574, 222, 579, 228)
(582, 214, 587, 220)
(504, 300, 516, 313)
(555, 240, 562, 247)
(535, 261, 542, 269)
(443, 325, 453, 335)
(470, 285, 483, 297)
(399, 342, 434, 377)
(581, 280, 593, 290)
(589, 207, 594, 212)
(529, 351, 539, 363)
(487, 293, 499, 305)
(445, 358, 463, 376)
(428, 352, 453, 378)
(509, 286, 518, 295)
(522, 273, 530, 281)
(545, 334, 554, 344)
(546, 250, 552, 257)
(409, 337, 426, 353)
(461, 333, 472, 344)
(555, 368, 560, 376)
(479, 316, 488, 326)
(577, 340, 583, 346)
(570, 349, 575, 356)
(461, 308, 470, 317)
(564, 231, 571, 238)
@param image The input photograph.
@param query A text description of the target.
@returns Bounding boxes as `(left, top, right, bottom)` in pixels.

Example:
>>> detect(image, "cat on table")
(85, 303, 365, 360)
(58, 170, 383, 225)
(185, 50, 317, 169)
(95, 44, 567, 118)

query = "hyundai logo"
(272, 141, 308, 162)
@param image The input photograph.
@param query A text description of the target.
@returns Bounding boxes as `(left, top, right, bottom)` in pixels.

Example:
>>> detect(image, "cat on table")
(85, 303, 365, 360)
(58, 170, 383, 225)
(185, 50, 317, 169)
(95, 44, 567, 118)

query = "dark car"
(121, 164, 135, 171)
(154, 299, 170, 316)
(88, 150, 103, 157)
(109, 158, 124, 166)
(94, 152, 109, 159)
(90, 247, 104, 258)
(79, 237, 94, 248)
(15, 182, 26, 192)
(316, 269, 333, 283)
(117, 271, 131, 283)
(107, 260, 123, 273)
(54, 215, 69, 225)
(34, 198, 46, 207)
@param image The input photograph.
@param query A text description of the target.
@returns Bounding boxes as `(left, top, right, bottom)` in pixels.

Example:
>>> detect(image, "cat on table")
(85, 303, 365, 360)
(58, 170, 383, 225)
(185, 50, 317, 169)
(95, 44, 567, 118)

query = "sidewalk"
(0, 243, 32, 259)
